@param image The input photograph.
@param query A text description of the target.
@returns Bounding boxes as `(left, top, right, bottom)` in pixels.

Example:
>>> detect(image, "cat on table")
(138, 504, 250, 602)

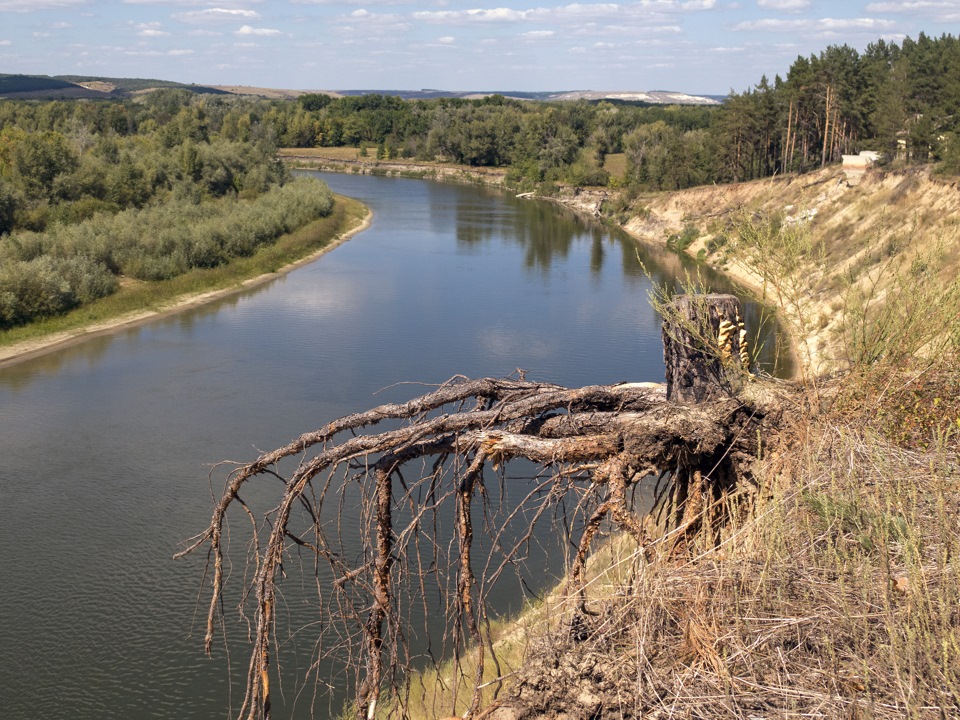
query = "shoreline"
(290, 156, 768, 298)
(0, 203, 373, 370)
(294, 158, 804, 375)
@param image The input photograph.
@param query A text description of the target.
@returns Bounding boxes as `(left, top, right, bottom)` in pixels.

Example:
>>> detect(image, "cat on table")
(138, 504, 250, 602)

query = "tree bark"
(662, 294, 748, 403)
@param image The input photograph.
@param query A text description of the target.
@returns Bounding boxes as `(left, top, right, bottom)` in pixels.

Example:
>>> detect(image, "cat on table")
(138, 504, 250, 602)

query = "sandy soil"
(0, 209, 372, 370)
(617, 167, 960, 375)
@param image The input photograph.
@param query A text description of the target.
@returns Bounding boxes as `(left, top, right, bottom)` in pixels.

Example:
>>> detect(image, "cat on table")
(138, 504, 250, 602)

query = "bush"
(0, 177, 333, 327)
(0, 255, 118, 329)
(666, 224, 699, 253)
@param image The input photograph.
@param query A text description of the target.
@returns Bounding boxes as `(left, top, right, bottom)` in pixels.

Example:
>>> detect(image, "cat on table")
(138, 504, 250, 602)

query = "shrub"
(666, 224, 699, 253)
(0, 176, 333, 327)
(0, 255, 117, 329)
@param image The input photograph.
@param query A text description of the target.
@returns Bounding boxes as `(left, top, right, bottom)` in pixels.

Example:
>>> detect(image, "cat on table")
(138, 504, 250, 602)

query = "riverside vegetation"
(0, 91, 343, 339)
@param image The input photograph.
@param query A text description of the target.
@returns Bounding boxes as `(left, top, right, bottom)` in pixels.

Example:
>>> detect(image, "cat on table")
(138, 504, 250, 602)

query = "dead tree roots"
(177, 294, 785, 720)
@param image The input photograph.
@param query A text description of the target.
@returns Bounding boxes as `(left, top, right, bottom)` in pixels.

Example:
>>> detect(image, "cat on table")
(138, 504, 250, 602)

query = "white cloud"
(757, 0, 810, 10)
(292, 0, 405, 4)
(411, 1, 714, 28)
(123, 0, 262, 4)
(188, 29, 222, 35)
(136, 21, 172, 36)
(437, 34, 455, 43)
(0, 0, 87, 11)
(174, 8, 260, 23)
(235, 24, 281, 35)
(336, 9, 409, 29)
(522, 29, 554, 37)
(413, 7, 533, 22)
(0, 39, 11, 45)
(168, 48, 193, 54)
(866, 0, 960, 10)
(52, 21, 71, 28)
(733, 16, 896, 31)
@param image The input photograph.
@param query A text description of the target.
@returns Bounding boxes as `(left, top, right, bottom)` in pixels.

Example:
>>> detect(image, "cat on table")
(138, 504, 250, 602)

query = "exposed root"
(177, 373, 777, 719)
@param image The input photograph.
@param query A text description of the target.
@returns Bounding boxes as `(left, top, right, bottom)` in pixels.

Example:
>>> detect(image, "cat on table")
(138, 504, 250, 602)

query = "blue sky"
(0, 0, 958, 93)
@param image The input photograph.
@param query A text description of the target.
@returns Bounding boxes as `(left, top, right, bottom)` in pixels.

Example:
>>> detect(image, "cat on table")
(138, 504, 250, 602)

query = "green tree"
(12, 131, 78, 198)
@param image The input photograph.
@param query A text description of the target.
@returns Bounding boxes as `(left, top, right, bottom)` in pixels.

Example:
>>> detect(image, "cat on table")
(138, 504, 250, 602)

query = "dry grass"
(279, 146, 364, 161)
(278, 148, 511, 181)
(436, 169, 960, 719)
(604, 153, 628, 179)
(623, 166, 960, 375)
(469, 363, 960, 719)
(387, 316, 959, 720)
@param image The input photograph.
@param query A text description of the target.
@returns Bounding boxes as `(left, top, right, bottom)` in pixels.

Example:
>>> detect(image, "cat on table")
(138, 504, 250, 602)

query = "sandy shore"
(0, 207, 372, 370)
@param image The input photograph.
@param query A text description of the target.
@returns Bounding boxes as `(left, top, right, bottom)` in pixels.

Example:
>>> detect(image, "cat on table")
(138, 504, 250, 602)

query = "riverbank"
(289, 154, 960, 377)
(279, 148, 510, 186)
(0, 195, 371, 369)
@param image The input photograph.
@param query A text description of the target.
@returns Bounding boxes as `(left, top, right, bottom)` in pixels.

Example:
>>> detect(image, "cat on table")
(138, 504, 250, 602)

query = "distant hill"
(333, 89, 723, 105)
(0, 74, 80, 96)
(56, 75, 231, 96)
(0, 74, 722, 105)
(0, 74, 231, 99)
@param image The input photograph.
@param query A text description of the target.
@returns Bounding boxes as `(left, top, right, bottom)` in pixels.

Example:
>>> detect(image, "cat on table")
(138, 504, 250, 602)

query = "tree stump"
(659, 294, 753, 546)
(662, 293, 748, 403)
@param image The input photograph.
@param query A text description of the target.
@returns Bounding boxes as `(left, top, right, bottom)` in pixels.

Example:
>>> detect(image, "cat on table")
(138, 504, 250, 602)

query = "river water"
(0, 172, 788, 719)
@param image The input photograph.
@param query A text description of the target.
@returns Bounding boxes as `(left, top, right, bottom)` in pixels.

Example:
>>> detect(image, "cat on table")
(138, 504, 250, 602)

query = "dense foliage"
(0, 89, 333, 329)
(276, 32, 960, 187)
(712, 32, 960, 182)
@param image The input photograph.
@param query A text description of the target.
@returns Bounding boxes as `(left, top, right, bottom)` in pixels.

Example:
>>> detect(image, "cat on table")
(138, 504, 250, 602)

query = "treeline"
(279, 92, 716, 188)
(714, 32, 960, 182)
(272, 32, 960, 189)
(0, 88, 334, 329)
(0, 178, 332, 328)
(0, 89, 289, 235)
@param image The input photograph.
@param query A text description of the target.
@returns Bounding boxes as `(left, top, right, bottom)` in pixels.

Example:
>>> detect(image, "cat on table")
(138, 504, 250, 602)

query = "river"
(0, 172, 788, 719)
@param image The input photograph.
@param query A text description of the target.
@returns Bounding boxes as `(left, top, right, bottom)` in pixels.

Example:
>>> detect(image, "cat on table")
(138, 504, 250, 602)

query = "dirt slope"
(619, 167, 960, 373)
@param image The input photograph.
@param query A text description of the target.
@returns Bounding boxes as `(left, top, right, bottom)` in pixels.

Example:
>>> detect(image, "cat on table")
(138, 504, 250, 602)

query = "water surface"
(0, 172, 785, 719)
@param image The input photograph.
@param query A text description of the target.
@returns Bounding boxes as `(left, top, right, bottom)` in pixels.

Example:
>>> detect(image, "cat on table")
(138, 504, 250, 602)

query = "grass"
(439, 364, 958, 719)
(278, 148, 511, 180)
(0, 195, 367, 350)
(382, 533, 645, 720)
(279, 147, 365, 161)
(603, 152, 627, 180)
